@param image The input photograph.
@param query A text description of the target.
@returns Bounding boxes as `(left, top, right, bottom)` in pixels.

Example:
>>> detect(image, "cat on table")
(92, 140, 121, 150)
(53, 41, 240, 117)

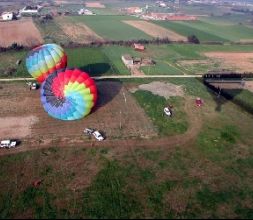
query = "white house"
(122, 55, 134, 66)
(20, 6, 40, 15)
(2, 12, 14, 21)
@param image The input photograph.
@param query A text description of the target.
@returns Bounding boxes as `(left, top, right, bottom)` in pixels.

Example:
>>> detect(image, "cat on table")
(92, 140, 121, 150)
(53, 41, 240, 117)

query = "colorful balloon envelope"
(41, 68, 98, 121)
(26, 44, 67, 83)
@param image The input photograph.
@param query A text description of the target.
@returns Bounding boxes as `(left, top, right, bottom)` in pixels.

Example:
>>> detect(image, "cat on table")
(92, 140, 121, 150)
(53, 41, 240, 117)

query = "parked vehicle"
(164, 107, 172, 117)
(92, 130, 105, 141)
(84, 128, 105, 141)
(26, 82, 39, 90)
(0, 140, 17, 149)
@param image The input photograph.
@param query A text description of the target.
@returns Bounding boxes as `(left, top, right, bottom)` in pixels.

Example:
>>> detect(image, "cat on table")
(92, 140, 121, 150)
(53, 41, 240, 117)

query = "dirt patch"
(204, 52, 253, 72)
(0, 116, 38, 139)
(0, 81, 156, 145)
(123, 20, 187, 41)
(85, 2, 105, 8)
(0, 18, 43, 47)
(135, 81, 184, 99)
(56, 18, 104, 43)
(130, 66, 145, 76)
(245, 81, 253, 93)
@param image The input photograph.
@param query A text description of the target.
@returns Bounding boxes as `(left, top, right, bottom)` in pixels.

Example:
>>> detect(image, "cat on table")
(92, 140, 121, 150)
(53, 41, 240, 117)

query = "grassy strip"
(133, 90, 188, 136)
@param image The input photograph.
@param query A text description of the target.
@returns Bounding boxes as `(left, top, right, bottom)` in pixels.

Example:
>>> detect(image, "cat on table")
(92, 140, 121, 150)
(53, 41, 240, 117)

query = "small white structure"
(20, 6, 40, 15)
(78, 8, 95, 15)
(2, 12, 14, 21)
(122, 55, 134, 66)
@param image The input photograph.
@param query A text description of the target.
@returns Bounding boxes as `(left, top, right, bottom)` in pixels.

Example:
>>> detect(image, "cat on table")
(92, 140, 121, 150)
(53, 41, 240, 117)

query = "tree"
(187, 35, 200, 44)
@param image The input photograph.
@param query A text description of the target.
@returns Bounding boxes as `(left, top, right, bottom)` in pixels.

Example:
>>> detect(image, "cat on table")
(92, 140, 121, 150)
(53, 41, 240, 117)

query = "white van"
(0, 140, 17, 148)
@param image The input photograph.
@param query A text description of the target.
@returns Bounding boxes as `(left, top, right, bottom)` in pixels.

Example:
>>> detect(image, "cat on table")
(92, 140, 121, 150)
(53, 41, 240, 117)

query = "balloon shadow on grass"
(80, 63, 111, 76)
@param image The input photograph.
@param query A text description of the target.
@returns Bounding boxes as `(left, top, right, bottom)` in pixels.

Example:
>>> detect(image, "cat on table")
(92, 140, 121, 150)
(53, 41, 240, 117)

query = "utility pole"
(119, 110, 122, 130)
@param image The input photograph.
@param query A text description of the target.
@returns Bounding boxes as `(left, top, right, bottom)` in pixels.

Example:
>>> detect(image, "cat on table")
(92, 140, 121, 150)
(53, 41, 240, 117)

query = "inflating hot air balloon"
(26, 44, 67, 83)
(40, 68, 97, 121)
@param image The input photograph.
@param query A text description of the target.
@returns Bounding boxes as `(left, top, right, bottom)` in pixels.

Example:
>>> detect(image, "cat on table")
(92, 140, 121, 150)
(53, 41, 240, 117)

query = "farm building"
(125, 7, 143, 14)
(1, 12, 14, 21)
(122, 54, 155, 67)
(122, 54, 134, 66)
(133, 43, 145, 51)
(20, 5, 42, 16)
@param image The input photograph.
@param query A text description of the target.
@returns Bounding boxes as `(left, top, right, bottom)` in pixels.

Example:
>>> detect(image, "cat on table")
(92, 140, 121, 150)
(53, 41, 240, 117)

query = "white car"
(164, 107, 172, 117)
(0, 140, 17, 149)
(92, 131, 105, 141)
(84, 128, 105, 141)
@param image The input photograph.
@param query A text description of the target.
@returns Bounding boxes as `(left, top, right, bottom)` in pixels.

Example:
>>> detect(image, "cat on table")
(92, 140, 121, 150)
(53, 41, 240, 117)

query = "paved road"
(0, 75, 203, 82)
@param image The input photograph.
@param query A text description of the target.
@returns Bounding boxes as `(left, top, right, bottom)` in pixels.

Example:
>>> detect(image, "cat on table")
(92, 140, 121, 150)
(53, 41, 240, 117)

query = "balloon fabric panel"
(41, 68, 97, 121)
(26, 44, 67, 83)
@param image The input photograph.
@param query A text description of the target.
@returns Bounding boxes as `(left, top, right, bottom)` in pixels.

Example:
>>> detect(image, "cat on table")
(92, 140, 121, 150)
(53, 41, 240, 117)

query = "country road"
(0, 75, 203, 82)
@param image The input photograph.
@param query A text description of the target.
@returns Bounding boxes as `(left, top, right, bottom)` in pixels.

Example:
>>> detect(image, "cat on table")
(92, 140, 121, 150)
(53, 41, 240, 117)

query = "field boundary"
(0, 75, 203, 82)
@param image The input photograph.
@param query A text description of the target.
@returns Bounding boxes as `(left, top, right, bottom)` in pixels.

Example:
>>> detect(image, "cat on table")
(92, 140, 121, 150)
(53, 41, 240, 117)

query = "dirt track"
(0, 18, 43, 47)
(0, 80, 203, 156)
(123, 20, 187, 41)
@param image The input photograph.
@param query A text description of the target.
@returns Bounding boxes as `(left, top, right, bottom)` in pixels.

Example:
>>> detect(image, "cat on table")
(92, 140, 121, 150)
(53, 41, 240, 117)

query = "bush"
(187, 35, 200, 44)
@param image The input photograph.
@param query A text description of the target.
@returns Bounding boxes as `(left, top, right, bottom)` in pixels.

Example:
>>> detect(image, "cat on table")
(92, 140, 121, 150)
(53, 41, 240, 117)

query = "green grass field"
(0, 51, 28, 78)
(133, 91, 188, 135)
(154, 18, 253, 43)
(139, 44, 253, 75)
(34, 18, 70, 45)
(1, 78, 253, 218)
(180, 4, 232, 16)
(66, 47, 118, 76)
(153, 21, 227, 42)
(2, 44, 253, 78)
(69, 15, 152, 41)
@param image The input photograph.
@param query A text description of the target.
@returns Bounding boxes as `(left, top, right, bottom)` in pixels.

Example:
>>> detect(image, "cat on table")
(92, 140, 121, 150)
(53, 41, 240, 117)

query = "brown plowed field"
(85, 2, 106, 8)
(0, 18, 43, 47)
(56, 17, 104, 43)
(123, 20, 187, 41)
(204, 52, 253, 72)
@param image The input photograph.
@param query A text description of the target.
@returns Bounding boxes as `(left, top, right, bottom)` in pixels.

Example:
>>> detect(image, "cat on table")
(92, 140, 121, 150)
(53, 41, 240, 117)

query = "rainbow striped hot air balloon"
(26, 44, 67, 83)
(40, 68, 97, 121)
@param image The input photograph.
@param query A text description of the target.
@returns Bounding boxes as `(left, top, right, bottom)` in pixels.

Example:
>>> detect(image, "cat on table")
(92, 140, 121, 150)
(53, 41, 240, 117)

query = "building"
(1, 12, 14, 21)
(122, 55, 134, 66)
(78, 8, 95, 15)
(20, 5, 41, 15)
(125, 7, 143, 14)
(133, 43, 145, 51)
